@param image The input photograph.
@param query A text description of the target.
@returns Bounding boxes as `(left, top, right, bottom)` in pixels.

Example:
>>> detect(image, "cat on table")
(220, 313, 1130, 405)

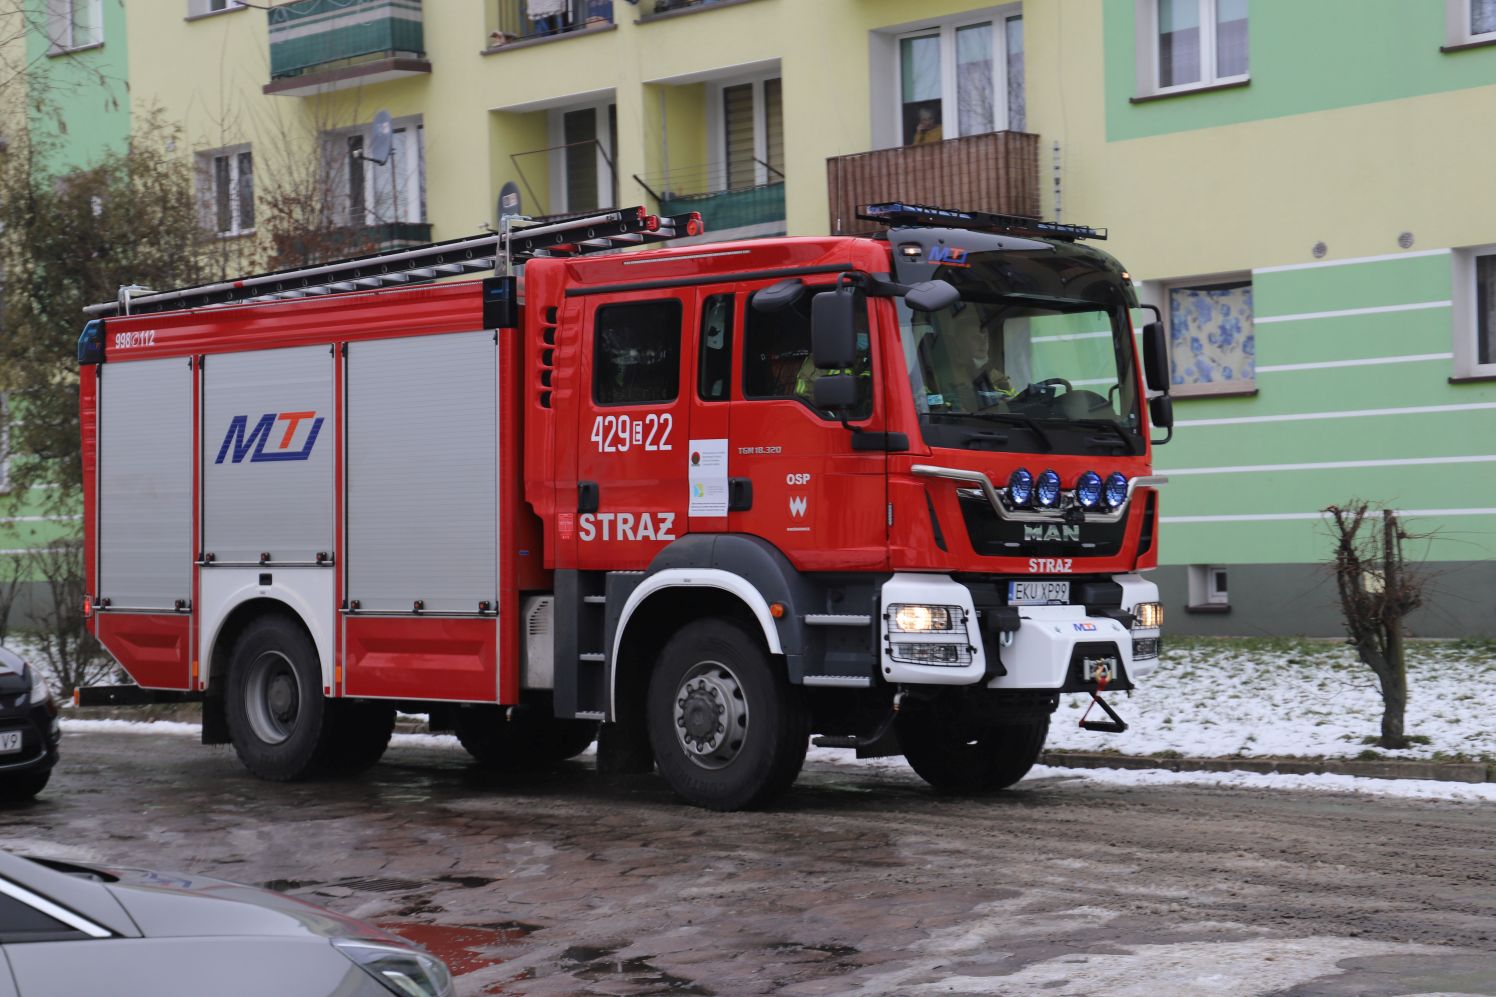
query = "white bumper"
(877, 572, 1161, 688)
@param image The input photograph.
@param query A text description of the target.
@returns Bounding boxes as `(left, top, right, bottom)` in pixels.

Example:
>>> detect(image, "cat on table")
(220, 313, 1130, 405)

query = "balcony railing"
(492, 0, 613, 45)
(826, 131, 1040, 236)
(267, 0, 428, 94)
(640, 0, 745, 18)
(637, 163, 785, 236)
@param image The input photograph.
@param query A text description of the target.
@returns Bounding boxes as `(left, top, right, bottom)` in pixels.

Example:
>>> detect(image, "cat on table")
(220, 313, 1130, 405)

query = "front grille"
(958, 492, 1127, 558)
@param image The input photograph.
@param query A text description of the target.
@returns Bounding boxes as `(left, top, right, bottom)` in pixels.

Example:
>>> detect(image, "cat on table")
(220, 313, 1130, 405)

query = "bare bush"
(25, 539, 112, 694)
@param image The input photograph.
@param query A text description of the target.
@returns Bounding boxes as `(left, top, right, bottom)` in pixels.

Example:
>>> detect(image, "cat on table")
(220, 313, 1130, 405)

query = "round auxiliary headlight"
(1007, 468, 1034, 506)
(1104, 471, 1129, 509)
(1036, 469, 1062, 507)
(1076, 470, 1103, 509)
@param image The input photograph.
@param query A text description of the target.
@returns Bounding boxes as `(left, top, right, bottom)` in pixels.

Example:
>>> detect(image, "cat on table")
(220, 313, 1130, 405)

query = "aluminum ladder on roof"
(84, 207, 704, 318)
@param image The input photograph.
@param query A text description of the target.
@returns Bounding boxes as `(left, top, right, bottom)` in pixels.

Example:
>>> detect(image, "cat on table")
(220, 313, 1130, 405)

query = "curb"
(1039, 750, 1492, 784)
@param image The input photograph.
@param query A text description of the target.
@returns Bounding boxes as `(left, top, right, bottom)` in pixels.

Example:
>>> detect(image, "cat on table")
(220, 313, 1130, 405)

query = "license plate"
(1008, 581, 1070, 606)
(0, 731, 21, 755)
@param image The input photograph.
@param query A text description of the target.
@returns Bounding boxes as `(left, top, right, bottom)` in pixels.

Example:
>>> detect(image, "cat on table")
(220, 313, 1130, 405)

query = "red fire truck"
(79, 202, 1172, 810)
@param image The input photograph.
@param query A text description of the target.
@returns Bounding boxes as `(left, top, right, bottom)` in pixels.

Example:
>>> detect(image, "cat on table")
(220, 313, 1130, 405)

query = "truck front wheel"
(898, 709, 1049, 793)
(646, 619, 808, 811)
(226, 615, 335, 781)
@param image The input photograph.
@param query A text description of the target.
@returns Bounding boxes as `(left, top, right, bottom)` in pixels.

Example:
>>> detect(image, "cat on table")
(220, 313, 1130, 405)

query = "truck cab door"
(573, 290, 691, 570)
(728, 279, 888, 570)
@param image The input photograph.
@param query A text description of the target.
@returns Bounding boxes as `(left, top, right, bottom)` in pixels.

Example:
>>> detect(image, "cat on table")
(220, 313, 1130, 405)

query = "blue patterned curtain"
(1168, 282, 1253, 388)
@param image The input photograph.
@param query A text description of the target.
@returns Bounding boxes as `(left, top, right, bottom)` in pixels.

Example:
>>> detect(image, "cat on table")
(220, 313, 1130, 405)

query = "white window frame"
(1446, 0, 1496, 46)
(1187, 564, 1230, 608)
(888, 8, 1021, 147)
(1140, 272, 1255, 398)
(325, 117, 426, 227)
(1134, 0, 1249, 98)
(46, 0, 103, 52)
(196, 144, 254, 238)
(706, 74, 781, 192)
(548, 101, 614, 215)
(188, 0, 245, 15)
(1451, 245, 1496, 379)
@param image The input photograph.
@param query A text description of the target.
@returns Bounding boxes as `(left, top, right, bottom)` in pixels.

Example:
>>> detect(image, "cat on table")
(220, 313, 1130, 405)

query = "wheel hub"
(244, 651, 300, 746)
(672, 660, 748, 770)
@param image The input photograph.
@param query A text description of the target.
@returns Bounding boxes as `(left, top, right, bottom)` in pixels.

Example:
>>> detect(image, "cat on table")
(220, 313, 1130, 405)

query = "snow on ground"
(1045, 637, 1496, 764)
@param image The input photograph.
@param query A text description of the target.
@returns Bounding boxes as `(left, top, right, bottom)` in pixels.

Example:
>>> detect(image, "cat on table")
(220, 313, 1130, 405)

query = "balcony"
(639, 0, 761, 20)
(265, 0, 429, 97)
(638, 164, 785, 238)
(826, 131, 1040, 236)
(489, 0, 613, 48)
(269, 222, 433, 268)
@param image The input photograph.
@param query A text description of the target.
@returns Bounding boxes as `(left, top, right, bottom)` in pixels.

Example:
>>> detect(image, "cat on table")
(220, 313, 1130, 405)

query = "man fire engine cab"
(79, 202, 1172, 811)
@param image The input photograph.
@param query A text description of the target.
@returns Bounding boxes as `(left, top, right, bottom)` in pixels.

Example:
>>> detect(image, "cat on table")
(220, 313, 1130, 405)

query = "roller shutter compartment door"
(98, 357, 193, 610)
(202, 346, 333, 564)
(346, 330, 497, 614)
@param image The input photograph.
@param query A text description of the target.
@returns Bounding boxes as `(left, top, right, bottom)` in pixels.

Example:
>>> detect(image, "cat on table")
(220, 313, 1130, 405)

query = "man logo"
(788, 495, 808, 518)
(1024, 524, 1080, 542)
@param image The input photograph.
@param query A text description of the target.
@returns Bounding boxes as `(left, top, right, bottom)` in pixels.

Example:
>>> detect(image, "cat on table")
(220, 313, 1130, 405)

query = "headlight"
(1104, 472, 1129, 509)
(1007, 468, 1033, 506)
(333, 940, 454, 997)
(890, 604, 956, 632)
(1036, 469, 1062, 507)
(1075, 470, 1102, 509)
(27, 667, 51, 708)
(1133, 601, 1164, 630)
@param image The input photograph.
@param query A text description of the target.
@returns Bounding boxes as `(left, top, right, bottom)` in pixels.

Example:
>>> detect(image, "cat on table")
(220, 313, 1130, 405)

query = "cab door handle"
(578, 481, 599, 513)
(728, 478, 752, 511)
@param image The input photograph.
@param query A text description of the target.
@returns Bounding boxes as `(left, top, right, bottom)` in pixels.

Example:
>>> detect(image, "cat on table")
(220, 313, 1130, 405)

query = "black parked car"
(0, 646, 59, 801)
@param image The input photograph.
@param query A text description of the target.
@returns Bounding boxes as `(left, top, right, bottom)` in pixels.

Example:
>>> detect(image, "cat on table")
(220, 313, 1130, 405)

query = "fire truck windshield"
(896, 284, 1141, 455)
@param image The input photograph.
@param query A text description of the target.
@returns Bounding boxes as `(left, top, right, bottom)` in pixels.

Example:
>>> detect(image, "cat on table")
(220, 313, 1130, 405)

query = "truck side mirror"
(1149, 394, 1174, 445)
(904, 279, 959, 312)
(812, 373, 858, 410)
(811, 284, 862, 369)
(1142, 321, 1170, 393)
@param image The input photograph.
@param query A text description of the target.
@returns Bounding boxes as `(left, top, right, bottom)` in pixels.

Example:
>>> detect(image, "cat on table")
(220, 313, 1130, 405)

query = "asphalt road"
(5, 727, 1495, 996)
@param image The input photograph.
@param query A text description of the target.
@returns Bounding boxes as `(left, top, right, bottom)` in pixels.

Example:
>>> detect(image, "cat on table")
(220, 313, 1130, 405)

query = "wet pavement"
(6, 727, 1496, 995)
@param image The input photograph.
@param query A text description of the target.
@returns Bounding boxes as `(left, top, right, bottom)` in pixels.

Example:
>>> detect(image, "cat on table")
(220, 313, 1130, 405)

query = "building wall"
(22, 0, 131, 169)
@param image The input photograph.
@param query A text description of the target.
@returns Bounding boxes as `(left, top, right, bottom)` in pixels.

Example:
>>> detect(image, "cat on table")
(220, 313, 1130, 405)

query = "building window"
(1136, 0, 1248, 96)
(713, 76, 782, 191)
(593, 301, 681, 405)
(196, 146, 254, 236)
(549, 102, 615, 215)
(188, 0, 245, 15)
(329, 119, 425, 226)
(1446, 0, 1496, 46)
(1188, 565, 1230, 610)
(1150, 276, 1254, 396)
(699, 294, 734, 402)
(896, 12, 1024, 145)
(46, 0, 103, 51)
(1451, 247, 1496, 378)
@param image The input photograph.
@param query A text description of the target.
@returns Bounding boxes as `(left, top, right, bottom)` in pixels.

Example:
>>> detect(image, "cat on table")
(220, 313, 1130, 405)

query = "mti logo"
(215, 411, 323, 464)
(928, 245, 971, 267)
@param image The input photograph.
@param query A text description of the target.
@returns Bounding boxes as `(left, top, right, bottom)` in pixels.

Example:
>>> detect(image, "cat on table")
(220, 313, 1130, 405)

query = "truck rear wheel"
(452, 705, 598, 772)
(226, 615, 335, 781)
(898, 709, 1049, 793)
(646, 619, 808, 811)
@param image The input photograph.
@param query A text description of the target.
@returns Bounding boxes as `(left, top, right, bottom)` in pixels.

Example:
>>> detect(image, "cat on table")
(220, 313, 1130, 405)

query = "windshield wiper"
(1042, 417, 1137, 455)
(957, 411, 1053, 451)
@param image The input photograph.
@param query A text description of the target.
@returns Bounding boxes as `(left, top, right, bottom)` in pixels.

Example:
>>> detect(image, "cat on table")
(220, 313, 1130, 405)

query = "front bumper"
(0, 704, 62, 777)
(878, 572, 1161, 689)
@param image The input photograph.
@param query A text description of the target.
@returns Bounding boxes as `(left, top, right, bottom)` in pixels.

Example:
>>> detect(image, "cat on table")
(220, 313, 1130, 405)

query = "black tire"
(452, 705, 598, 773)
(0, 770, 51, 802)
(225, 615, 335, 781)
(646, 619, 808, 811)
(898, 708, 1049, 793)
(322, 700, 395, 776)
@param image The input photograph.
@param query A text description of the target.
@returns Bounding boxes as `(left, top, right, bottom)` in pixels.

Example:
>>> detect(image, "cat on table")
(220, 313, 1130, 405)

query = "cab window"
(743, 287, 871, 419)
(698, 294, 734, 401)
(593, 300, 682, 405)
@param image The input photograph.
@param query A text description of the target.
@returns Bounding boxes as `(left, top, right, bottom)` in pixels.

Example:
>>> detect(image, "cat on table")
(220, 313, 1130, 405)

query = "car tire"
(646, 619, 808, 811)
(899, 709, 1049, 793)
(452, 705, 598, 772)
(226, 614, 335, 781)
(0, 770, 50, 802)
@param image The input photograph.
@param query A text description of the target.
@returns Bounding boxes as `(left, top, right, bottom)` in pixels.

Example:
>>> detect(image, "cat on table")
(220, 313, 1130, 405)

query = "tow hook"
(1078, 673, 1128, 733)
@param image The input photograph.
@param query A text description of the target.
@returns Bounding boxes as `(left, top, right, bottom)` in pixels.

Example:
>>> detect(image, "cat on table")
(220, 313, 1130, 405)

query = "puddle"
(560, 946, 713, 995)
(436, 874, 498, 888)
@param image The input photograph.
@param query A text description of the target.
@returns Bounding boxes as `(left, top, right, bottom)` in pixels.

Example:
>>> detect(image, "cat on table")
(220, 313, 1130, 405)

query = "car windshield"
(897, 291, 1140, 454)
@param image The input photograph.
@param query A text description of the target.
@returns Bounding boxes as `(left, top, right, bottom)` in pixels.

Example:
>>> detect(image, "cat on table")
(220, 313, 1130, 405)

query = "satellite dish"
(498, 181, 522, 224)
(366, 109, 393, 166)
